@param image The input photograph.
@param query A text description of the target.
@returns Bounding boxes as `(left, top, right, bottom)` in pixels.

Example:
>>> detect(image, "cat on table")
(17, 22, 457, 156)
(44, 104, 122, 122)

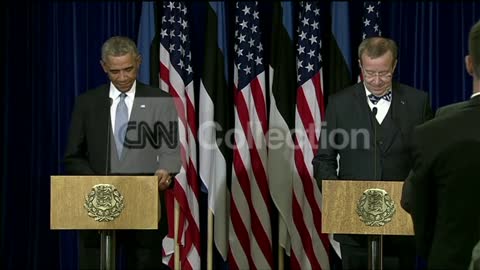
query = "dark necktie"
(368, 91, 392, 105)
(114, 93, 128, 158)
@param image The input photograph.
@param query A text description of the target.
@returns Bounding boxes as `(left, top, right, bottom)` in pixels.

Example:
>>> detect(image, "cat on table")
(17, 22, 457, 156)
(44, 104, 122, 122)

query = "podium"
(50, 176, 160, 270)
(322, 180, 414, 270)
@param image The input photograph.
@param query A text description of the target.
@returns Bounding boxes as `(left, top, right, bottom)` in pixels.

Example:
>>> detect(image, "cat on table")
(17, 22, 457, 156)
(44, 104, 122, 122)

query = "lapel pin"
(140, 104, 146, 108)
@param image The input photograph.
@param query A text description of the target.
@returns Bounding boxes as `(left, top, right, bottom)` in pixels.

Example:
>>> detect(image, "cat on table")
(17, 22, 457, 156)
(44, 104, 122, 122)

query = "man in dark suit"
(64, 36, 180, 269)
(402, 19, 480, 269)
(435, 99, 470, 118)
(312, 37, 433, 269)
(434, 62, 480, 119)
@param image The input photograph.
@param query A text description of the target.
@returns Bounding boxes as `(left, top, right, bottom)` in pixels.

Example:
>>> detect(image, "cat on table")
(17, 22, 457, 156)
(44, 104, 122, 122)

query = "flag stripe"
(331, 2, 352, 73)
(291, 190, 321, 269)
(229, 2, 273, 269)
(159, 2, 200, 269)
(229, 168, 254, 268)
(294, 140, 329, 249)
(233, 85, 272, 266)
(312, 72, 326, 125)
(296, 84, 318, 151)
(250, 79, 268, 134)
(137, 1, 155, 85)
(198, 4, 232, 262)
(292, 2, 330, 269)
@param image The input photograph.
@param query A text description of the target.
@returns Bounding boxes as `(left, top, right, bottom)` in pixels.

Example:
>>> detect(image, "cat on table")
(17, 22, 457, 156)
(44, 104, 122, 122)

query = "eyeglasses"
(361, 67, 393, 81)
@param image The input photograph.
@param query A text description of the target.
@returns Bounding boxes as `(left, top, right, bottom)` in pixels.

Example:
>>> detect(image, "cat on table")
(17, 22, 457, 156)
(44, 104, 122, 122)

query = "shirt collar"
(109, 81, 136, 100)
(470, 92, 480, 99)
(363, 84, 392, 99)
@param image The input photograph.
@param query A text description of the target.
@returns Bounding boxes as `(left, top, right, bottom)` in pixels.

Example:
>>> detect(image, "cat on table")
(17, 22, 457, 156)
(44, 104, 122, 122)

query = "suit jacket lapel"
(383, 84, 406, 151)
(353, 83, 376, 147)
(95, 85, 120, 169)
(130, 85, 146, 124)
(97, 85, 111, 148)
(122, 83, 148, 159)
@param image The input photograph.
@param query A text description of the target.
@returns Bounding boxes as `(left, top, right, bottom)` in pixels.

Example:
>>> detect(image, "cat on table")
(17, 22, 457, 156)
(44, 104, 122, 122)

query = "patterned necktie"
(114, 93, 128, 158)
(368, 91, 392, 105)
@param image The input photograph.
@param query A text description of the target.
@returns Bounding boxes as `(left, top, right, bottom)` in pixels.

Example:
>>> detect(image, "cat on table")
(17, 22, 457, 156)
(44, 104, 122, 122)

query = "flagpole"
(278, 225, 284, 270)
(207, 210, 214, 270)
(174, 200, 181, 270)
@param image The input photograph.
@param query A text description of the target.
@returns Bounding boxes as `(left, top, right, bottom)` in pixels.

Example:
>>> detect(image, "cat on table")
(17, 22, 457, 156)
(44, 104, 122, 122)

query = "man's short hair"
(101, 36, 139, 61)
(358, 37, 398, 64)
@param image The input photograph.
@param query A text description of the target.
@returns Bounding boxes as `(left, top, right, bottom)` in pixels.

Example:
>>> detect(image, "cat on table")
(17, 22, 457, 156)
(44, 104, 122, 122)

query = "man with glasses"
(312, 37, 433, 269)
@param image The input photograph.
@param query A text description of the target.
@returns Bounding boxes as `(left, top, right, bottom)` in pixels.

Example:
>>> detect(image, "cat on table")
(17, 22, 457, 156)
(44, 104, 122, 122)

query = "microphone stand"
(100, 231, 116, 270)
(368, 106, 383, 270)
(100, 97, 116, 270)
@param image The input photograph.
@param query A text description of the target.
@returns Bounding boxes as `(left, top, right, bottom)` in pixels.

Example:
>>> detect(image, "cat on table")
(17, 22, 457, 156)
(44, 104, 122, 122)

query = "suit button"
(378, 140, 383, 145)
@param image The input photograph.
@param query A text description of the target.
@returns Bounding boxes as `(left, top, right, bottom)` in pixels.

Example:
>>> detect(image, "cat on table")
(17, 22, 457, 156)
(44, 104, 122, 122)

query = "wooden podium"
(50, 175, 160, 270)
(322, 180, 413, 270)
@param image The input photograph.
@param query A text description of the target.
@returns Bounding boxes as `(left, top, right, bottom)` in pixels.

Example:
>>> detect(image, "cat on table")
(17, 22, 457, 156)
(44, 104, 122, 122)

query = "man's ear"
(100, 60, 108, 73)
(465, 55, 474, 76)
(136, 55, 142, 67)
(392, 59, 398, 73)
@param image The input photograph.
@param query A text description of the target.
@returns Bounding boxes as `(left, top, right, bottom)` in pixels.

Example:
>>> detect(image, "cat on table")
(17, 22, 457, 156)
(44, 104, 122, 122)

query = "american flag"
(291, 2, 330, 269)
(358, 1, 382, 82)
(228, 2, 273, 269)
(159, 2, 200, 269)
(362, 1, 382, 39)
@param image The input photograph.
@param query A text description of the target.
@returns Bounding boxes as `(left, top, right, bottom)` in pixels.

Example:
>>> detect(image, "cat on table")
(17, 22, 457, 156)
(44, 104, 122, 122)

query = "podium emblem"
(84, 184, 125, 222)
(356, 188, 396, 226)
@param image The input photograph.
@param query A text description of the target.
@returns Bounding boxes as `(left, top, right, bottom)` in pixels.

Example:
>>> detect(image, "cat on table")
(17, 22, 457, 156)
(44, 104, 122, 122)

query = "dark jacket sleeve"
(312, 96, 339, 189)
(64, 96, 95, 175)
(400, 170, 415, 213)
(409, 126, 434, 258)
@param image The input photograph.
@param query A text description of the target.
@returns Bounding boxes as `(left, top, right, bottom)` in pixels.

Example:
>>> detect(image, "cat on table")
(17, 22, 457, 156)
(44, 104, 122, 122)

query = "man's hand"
(155, 169, 172, 192)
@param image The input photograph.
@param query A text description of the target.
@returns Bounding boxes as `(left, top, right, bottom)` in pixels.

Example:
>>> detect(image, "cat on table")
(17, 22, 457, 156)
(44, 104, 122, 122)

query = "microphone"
(105, 97, 113, 175)
(101, 97, 115, 265)
(372, 107, 378, 180)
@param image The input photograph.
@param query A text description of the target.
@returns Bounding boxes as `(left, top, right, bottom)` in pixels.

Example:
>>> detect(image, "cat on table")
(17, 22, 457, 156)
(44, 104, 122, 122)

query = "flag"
(159, 2, 200, 269)
(291, 2, 330, 269)
(268, 0, 296, 257)
(361, 1, 382, 40)
(325, 1, 353, 96)
(199, 0, 232, 263)
(358, 1, 383, 81)
(332, 1, 352, 74)
(137, 1, 155, 85)
(228, 2, 273, 269)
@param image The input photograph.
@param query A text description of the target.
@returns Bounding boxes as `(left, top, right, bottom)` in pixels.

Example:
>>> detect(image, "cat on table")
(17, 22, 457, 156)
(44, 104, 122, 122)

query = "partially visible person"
(64, 36, 180, 269)
(402, 19, 480, 269)
(435, 99, 470, 117)
(313, 36, 433, 269)
(470, 239, 480, 270)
